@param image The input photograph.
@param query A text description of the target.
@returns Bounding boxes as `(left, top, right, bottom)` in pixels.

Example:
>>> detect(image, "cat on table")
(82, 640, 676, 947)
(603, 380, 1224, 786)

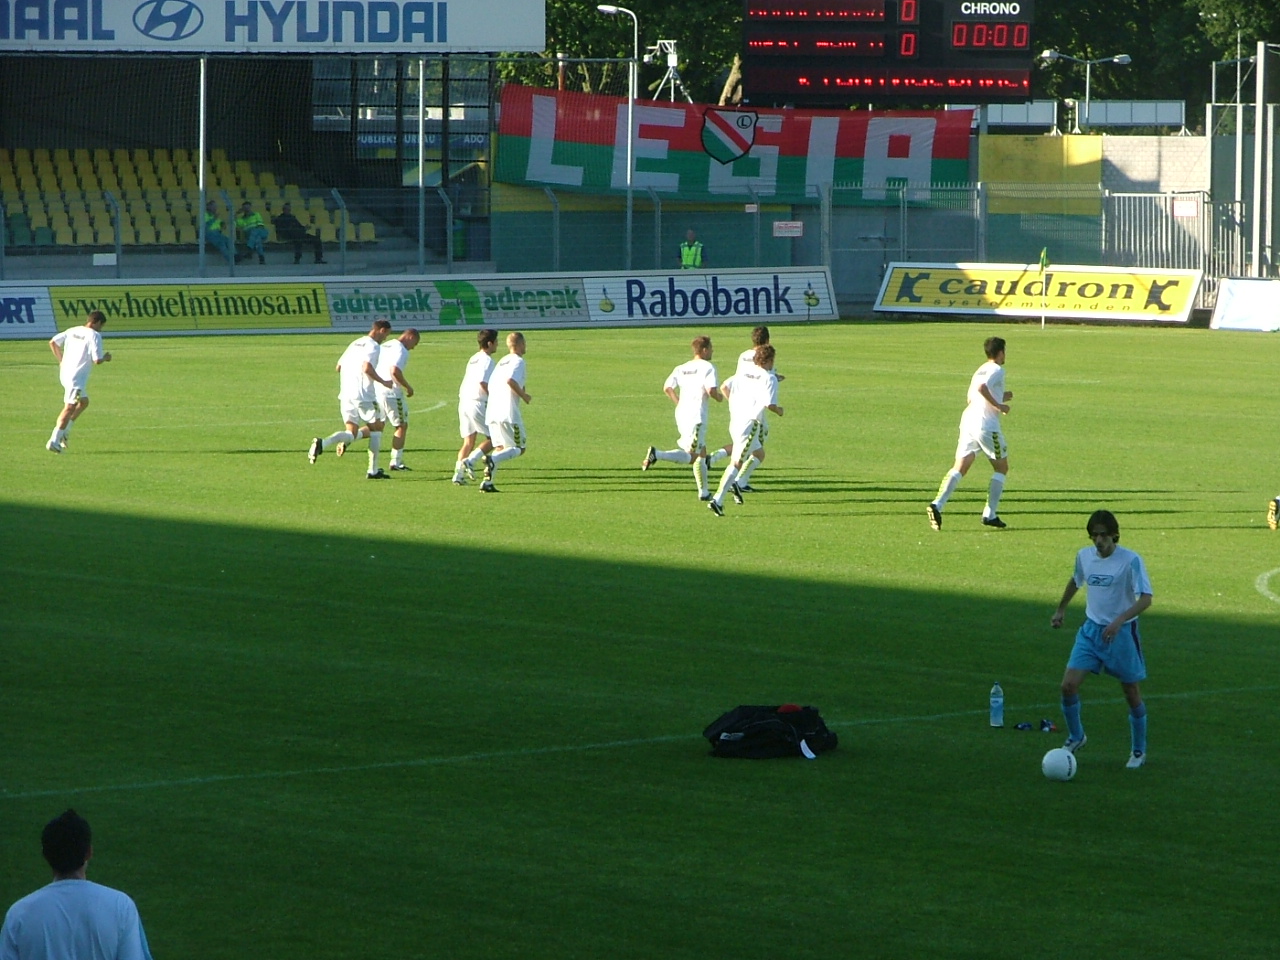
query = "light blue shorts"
(1066, 618, 1146, 684)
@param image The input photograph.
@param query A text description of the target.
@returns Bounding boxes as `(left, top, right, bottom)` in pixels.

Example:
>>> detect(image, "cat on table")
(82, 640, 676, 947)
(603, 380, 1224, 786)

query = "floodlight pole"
(598, 4, 637, 270)
(1040, 50, 1130, 132)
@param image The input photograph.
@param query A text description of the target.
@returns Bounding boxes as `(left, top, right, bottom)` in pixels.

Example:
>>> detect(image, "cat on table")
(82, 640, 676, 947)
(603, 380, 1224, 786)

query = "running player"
(308, 319, 396, 479)
(708, 344, 783, 516)
(454, 329, 498, 485)
(480, 332, 531, 493)
(46, 310, 112, 454)
(641, 335, 723, 499)
(375, 328, 419, 471)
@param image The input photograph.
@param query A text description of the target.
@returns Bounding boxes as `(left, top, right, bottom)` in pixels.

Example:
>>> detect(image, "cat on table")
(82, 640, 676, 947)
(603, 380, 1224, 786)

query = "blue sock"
(1129, 703, 1147, 755)
(1062, 694, 1083, 741)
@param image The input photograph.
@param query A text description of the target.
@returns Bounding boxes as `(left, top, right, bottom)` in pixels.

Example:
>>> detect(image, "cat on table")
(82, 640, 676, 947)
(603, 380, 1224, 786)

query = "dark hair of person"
(87, 310, 106, 326)
(754, 343, 776, 366)
(751, 326, 770, 347)
(371, 319, 392, 332)
(478, 329, 498, 348)
(42, 809, 91, 875)
(984, 336, 1006, 359)
(691, 335, 711, 353)
(1086, 509, 1120, 538)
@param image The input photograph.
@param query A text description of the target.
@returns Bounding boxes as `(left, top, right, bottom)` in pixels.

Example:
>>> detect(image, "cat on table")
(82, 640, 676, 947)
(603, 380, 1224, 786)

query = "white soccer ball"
(1042, 748, 1077, 781)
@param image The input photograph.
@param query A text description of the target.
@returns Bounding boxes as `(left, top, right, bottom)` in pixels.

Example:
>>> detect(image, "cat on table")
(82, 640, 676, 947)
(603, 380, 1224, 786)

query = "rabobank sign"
(589, 268, 838, 326)
(0, 0, 545, 52)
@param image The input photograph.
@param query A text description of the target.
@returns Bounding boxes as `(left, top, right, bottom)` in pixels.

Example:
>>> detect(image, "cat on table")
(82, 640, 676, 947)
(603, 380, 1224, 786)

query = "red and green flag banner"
(495, 85, 972, 203)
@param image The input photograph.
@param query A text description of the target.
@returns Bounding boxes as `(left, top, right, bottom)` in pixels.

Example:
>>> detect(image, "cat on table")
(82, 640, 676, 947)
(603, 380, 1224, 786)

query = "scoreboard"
(743, 0, 1035, 105)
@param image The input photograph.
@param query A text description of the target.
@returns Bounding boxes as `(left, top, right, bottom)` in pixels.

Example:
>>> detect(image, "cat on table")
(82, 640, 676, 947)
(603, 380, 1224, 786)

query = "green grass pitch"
(2, 320, 1279, 959)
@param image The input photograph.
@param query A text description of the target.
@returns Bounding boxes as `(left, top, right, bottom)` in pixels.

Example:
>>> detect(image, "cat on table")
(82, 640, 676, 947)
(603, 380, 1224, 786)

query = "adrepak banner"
(0, 267, 836, 337)
(495, 85, 972, 203)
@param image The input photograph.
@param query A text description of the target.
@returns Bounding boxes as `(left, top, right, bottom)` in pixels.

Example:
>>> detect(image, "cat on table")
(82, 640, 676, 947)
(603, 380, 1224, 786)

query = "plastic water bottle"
(989, 682, 1005, 727)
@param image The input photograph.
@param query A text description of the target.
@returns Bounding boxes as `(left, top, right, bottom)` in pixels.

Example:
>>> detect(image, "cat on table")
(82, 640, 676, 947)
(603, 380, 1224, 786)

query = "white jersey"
(485, 353, 526, 425)
(736, 347, 783, 378)
(375, 340, 410, 389)
(1072, 545, 1153, 627)
(665, 357, 717, 426)
(0, 879, 154, 960)
(459, 350, 496, 403)
(724, 367, 777, 429)
(961, 360, 1006, 432)
(52, 325, 104, 385)
(337, 335, 381, 404)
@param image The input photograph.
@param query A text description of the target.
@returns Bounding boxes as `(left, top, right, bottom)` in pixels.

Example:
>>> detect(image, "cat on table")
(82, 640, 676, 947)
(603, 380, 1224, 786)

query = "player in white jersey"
(374, 328, 420, 471)
(708, 325, 783, 489)
(708, 344, 783, 516)
(46, 310, 112, 454)
(641, 335, 723, 499)
(2, 809, 154, 960)
(1051, 510, 1154, 769)
(454, 328, 499, 485)
(308, 319, 396, 479)
(927, 336, 1013, 530)
(480, 332, 531, 493)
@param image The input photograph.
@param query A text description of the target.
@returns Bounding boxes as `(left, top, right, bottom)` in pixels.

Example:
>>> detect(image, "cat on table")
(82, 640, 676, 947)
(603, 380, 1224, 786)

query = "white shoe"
(1126, 751, 1146, 769)
(1063, 734, 1087, 754)
(46, 440, 62, 454)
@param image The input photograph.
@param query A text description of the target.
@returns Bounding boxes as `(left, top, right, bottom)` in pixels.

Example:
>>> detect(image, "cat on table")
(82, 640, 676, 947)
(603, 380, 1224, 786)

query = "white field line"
(2, 685, 1274, 802)
(1255, 568, 1280, 604)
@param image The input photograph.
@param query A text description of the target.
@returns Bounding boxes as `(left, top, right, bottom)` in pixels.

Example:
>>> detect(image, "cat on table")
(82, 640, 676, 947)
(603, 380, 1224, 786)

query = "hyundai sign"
(0, 0, 546, 53)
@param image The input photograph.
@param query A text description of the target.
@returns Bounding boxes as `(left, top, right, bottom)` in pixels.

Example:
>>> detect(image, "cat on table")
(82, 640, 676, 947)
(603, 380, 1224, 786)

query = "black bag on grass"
(703, 704, 838, 759)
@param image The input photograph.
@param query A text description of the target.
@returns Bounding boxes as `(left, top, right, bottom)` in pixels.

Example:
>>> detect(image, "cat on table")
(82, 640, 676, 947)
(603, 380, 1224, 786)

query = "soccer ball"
(1042, 748, 1077, 781)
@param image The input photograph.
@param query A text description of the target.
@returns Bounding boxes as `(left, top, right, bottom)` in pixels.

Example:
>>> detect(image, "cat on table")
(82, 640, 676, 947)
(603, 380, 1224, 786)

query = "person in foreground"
(47, 309, 111, 453)
(0, 809, 154, 960)
(480, 332, 531, 493)
(928, 336, 1012, 530)
(308, 318, 396, 479)
(641, 335, 722, 500)
(1050, 509, 1153, 769)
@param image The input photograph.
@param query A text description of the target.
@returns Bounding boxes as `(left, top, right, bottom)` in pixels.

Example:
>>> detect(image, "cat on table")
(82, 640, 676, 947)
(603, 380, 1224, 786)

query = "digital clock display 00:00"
(950, 20, 1030, 49)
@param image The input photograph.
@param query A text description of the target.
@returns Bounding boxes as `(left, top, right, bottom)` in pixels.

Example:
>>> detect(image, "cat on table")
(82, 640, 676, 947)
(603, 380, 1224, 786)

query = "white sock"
(391, 447, 404, 466)
(454, 459, 465, 478)
(694, 458, 708, 495)
(656, 449, 692, 464)
(368, 431, 382, 473)
(707, 448, 730, 465)
(714, 464, 741, 505)
(324, 431, 354, 449)
(464, 448, 487, 465)
(62, 420, 74, 437)
(739, 457, 760, 484)
(50, 427, 65, 444)
(492, 447, 522, 465)
(985, 473, 1006, 519)
(935, 469, 963, 510)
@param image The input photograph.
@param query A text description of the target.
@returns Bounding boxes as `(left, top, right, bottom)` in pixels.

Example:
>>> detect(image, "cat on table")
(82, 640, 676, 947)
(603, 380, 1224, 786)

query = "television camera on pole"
(646, 39, 693, 102)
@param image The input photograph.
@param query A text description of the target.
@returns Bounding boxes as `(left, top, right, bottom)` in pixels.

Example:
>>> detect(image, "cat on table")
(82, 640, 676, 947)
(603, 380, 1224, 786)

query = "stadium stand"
(1, 148, 381, 253)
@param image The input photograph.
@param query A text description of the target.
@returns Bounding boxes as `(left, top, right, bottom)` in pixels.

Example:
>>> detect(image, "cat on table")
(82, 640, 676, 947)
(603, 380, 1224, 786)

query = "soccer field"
(2, 321, 1278, 959)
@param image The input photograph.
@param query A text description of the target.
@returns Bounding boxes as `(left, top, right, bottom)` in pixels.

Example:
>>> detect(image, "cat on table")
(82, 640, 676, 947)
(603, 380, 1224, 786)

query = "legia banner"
(495, 85, 972, 203)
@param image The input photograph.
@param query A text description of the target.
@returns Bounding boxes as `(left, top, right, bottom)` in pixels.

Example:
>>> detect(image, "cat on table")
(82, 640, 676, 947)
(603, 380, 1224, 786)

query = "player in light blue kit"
(1050, 510, 1152, 769)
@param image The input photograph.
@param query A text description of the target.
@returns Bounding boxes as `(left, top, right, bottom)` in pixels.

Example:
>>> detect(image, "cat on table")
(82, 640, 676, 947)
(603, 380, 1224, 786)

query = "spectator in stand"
(235, 201, 269, 264)
(203, 201, 234, 264)
(272, 202, 326, 265)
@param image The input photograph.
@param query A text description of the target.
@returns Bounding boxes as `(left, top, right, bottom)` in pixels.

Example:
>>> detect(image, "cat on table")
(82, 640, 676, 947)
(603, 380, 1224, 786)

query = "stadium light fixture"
(1039, 50, 1132, 132)
(597, 4, 638, 269)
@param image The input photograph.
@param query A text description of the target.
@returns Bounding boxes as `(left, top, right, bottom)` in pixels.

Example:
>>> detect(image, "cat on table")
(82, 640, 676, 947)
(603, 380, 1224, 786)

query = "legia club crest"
(701, 108, 759, 165)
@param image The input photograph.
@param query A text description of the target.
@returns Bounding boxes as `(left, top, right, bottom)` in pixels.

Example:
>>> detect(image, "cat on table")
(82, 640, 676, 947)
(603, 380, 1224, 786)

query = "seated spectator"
(235, 201, 269, 264)
(203, 202, 234, 264)
(272, 202, 326, 265)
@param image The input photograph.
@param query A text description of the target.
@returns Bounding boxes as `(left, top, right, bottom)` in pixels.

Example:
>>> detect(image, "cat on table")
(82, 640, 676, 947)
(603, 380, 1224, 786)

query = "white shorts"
(676, 417, 707, 453)
(459, 400, 488, 439)
(61, 378, 88, 405)
(377, 388, 409, 428)
(955, 422, 1008, 462)
(340, 398, 380, 427)
(487, 419, 526, 450)
(729, 418, 764, 464)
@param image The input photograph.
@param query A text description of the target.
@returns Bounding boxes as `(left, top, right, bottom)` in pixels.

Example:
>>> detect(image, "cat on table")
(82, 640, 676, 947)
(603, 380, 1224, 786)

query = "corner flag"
(1039, 247, 1049, 274)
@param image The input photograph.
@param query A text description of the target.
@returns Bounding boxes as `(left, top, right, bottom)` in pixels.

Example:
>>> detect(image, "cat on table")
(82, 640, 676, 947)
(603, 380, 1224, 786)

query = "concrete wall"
(1100, 136, 1210, 193)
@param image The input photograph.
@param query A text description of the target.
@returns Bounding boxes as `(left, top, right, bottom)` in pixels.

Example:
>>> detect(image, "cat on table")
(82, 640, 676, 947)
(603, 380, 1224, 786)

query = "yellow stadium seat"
(13, 147, 31, 166)
(136, 223, 158, 245)
(33, 147, 51, 165)
(357, 221, 377, 243)
(73, 224, 95, 245)
(319, 223, 337, 243)
(258, 171, 277, 191)
(171, 148, 189, 165)
(211, 147, 227, 163)
(53, 148, 71, 163)
(55, 226, 74, 246)
(177, 224, 196, 244)
(28, 209, 49, 228)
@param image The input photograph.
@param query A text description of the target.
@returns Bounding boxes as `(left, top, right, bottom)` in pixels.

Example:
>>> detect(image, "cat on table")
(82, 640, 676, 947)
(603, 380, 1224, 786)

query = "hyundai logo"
(134, 0, 204, 41)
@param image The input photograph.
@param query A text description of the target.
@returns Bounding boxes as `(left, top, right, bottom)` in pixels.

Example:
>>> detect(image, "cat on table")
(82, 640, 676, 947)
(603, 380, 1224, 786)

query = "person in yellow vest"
(679, 229, 704, 269)
(236, 201, 269, 264)
(204, 201, 234, 263)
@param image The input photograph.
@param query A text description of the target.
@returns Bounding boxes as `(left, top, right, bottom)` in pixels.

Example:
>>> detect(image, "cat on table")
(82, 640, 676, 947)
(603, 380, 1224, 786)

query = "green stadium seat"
(33, 225, 54, 245)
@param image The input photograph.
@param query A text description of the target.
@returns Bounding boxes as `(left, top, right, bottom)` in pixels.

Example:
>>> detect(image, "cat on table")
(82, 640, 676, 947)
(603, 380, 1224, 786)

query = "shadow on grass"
(2, 504, 1278, 960)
